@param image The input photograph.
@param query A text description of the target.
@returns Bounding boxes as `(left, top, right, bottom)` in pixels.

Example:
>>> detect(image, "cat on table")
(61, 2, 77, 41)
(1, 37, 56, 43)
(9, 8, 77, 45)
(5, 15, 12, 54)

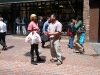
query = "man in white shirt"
(48, 14, 62, 65)
(21, 15, 27, 35)
(15, 16, 21, 34)
(0, 17, 7, 50)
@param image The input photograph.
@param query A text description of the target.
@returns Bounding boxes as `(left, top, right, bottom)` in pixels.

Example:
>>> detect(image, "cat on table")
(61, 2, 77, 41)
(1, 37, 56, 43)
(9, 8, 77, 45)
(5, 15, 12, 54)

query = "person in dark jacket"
(38, 16, 44, 36)
(68, 19, 76, 49)
(41, 17, 51, 48)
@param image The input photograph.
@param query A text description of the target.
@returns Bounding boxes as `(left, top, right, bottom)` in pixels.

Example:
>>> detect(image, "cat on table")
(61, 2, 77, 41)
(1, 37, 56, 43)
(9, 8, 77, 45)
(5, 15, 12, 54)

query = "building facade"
(89, 0, 100, 43)
(0, 0, 100, 42)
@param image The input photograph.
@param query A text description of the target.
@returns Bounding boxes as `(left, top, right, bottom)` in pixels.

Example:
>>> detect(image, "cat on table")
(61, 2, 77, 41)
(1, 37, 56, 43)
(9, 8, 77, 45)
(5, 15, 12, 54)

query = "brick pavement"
(0, 35, 100, 75)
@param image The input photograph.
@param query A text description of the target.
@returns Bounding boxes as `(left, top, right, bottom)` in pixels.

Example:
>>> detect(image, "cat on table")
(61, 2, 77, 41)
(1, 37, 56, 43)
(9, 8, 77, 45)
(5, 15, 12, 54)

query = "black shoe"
(2, 47, 4, 50)
(3, 47, 7, 50)
(37, 58, 45, 62)
(31, 60, 37, 65)
(42, 46, 45, 48)
(2, 46, 7, 50)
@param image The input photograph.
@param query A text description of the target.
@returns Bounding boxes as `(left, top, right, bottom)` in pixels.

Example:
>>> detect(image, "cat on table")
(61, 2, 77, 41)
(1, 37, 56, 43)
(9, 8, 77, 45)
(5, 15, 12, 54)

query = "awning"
(0, 0, 54, 4)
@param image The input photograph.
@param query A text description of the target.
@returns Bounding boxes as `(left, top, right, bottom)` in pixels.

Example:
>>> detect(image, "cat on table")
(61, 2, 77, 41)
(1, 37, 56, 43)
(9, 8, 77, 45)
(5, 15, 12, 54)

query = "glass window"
(46, 2, 50, 5)
(42, 2, 45, 5)
(20, 4, 22, 7)
(59, 1, 63, 4)
(51, 1, 54, 4)
(10, 0, 83, 32)
(27, 3, 29, 7)
(34, 2, 37, 5)
(38, 2, 41, 6)
(55, 1, 58, 5)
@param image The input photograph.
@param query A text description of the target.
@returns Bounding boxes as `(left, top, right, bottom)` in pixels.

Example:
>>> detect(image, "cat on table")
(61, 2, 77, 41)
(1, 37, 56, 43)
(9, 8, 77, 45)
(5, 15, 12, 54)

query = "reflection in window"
(38, 2, 41, 6)
(46, 2, 50, 5)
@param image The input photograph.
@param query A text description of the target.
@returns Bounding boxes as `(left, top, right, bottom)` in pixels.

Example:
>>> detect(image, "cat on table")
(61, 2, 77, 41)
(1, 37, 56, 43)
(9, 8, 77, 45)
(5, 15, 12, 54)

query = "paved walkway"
(90, 43, 100, 55)
(0, 35, 100, 75)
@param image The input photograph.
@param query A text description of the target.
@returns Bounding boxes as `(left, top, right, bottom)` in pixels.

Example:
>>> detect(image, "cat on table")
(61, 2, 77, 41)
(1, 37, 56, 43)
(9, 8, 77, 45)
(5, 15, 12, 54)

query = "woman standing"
(73, 16, 84, 54)
(27, 14, 44, 65)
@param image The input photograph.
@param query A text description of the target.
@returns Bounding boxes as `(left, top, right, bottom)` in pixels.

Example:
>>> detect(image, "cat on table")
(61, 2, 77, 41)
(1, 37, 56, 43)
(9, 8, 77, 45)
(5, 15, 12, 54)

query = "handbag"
(41, 34, 49, 42)
(76, 25, 86, 33)
(67, 27, 73, 36)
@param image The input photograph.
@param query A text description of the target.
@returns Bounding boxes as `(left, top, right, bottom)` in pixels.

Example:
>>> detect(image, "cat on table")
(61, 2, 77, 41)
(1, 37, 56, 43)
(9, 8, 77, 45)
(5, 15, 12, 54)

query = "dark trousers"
(0, 32, 6, 47)
(31, 44, 40, 60)
(42, 41, 45, 47)
(0, 41, 6, 47)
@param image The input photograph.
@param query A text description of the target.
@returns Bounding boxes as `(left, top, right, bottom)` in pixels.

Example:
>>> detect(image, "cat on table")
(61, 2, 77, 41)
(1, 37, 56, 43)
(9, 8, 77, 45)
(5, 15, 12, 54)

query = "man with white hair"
(0, 17, 7, 50)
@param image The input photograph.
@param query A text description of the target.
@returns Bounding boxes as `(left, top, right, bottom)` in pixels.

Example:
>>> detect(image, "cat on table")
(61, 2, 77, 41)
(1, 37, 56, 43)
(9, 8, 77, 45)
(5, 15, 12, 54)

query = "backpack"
(76, 25, 86, 33)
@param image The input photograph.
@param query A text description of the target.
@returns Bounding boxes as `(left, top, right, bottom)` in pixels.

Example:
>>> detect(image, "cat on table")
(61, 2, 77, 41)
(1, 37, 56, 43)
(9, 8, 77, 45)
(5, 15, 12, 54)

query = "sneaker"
(50, 59, 57, 63)
(56, 60, 62, 65)
(31, 60, 37, 65)
(37, 58, 45, 62)
(3, 47, 7, 50)
(73, 50, 80, 53)
(80, 49, 85, 54)
(2, 46, 7, 50)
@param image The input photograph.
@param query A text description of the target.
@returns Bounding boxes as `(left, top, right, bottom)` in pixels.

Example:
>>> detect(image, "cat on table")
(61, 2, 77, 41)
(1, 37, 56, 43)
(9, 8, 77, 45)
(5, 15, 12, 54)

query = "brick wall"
(84, 0, 100, 42)
(89, 5, 99, 42)
(83, 0, 90, 42)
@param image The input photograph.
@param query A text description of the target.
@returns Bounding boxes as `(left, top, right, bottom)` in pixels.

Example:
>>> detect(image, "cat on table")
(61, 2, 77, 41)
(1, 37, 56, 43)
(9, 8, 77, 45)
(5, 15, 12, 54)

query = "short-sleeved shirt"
(48, 20, 62, 38)
(42, 20, 50, 33)
(0, 21, 7, 33)
(27, 21, 39, 31)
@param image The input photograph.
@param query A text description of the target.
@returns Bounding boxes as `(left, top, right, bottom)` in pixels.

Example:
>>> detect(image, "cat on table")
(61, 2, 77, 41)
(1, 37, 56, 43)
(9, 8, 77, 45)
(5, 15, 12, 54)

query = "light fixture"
(59, 5, 63, 8)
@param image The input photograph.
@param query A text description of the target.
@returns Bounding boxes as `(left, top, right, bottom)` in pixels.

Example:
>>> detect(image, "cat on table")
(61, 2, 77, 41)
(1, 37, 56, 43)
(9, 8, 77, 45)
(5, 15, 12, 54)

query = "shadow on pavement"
(24, 51, 42, 57)
(37, 56, 46, 63)
(62, 56, 66, 63)
(7, 46, 15, 50)
(73, 53, 100, 56)
(24, 52, 31, 57)
(24, 52, 46, 63)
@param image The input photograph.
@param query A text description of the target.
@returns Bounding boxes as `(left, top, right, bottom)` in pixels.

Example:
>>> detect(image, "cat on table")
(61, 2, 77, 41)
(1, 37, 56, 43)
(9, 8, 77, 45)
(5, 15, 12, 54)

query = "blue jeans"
(68, 35, 74, 49)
